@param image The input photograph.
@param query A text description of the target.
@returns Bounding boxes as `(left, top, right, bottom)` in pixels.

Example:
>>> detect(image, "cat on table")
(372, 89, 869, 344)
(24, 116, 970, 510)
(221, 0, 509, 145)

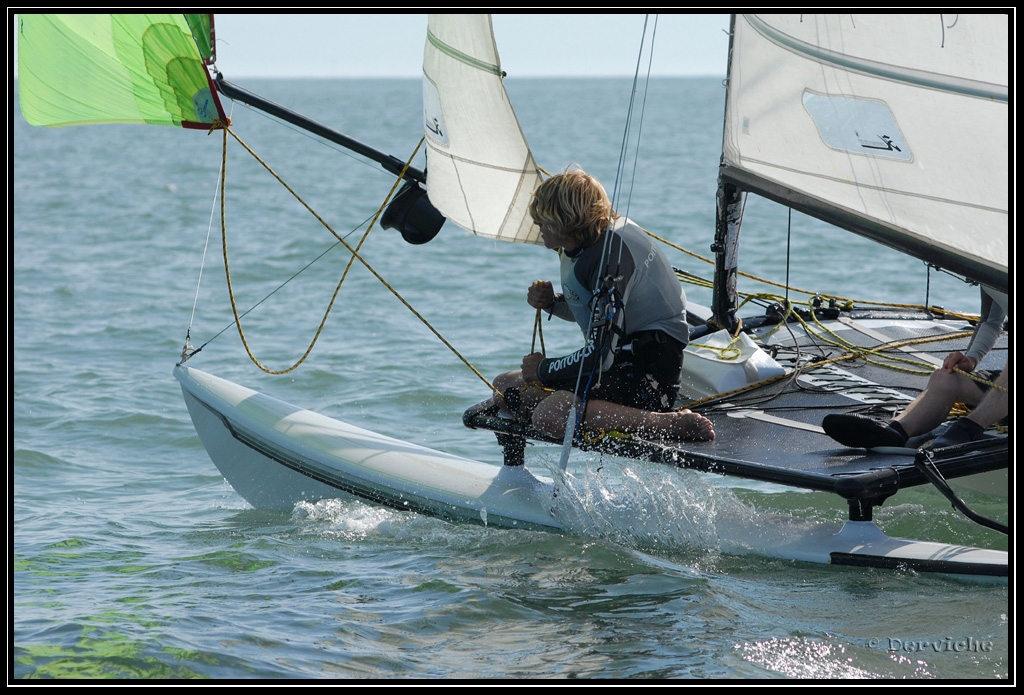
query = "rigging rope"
(531, 305, 546, 356)
(216, 125, 409, 374)
(680, 329, 977, 410)
(648, 229, 978, 320)
(184, 123, 497, 391)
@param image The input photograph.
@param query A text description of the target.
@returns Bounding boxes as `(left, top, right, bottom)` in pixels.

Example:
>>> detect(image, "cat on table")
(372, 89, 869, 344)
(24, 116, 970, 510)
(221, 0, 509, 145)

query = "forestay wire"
(559, 14, 660, 471)
(181, 104, 236, 360)
(608, 13, 658, 229)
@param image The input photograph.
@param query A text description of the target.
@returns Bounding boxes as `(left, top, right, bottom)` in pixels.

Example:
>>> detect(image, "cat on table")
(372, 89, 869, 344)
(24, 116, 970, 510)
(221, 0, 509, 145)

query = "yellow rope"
(583, 235, 1002, 398)
(531, 308, 546, 356)
(677, 327, 999, 411)
(217, 126, 402, 374)
(958, 369, 1006, 392)
(581, 428, 632, 444)
(647, 229, 980, 321)
(687, 334, 744, 361)
(214, 125, 497, 391)
(530, 280, 547, 356)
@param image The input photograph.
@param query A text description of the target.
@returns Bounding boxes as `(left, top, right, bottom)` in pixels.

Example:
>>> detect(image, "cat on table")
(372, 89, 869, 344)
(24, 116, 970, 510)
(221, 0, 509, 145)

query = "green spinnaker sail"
(17, 14, 225, 129)
(183, 14, 215, 64)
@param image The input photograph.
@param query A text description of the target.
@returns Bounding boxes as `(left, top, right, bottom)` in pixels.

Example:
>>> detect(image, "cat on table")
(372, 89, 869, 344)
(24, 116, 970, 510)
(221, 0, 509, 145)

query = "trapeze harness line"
(556, 15, 658, 472)
(557, 222, 622, 471)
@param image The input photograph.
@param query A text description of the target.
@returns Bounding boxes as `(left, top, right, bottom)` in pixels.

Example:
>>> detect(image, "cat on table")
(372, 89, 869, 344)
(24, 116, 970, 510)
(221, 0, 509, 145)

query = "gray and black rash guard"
(965, 286, 1008, 366)
(537, 217, 688, 385)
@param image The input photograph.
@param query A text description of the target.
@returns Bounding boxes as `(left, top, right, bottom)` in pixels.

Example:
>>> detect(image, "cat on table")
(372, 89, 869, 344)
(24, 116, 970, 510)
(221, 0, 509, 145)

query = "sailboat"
(18, 14, 1008, 576)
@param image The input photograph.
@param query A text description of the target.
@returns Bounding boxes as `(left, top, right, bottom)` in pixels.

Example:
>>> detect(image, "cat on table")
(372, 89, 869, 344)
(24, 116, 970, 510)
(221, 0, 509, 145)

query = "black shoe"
(930, 419, 984, 449)
(822, 414, 908, 449)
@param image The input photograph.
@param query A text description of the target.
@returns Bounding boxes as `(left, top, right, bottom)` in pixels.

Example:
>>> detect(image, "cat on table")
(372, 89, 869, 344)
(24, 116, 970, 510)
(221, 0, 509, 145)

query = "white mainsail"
(422, 14, 542, 244)
(722, 14, 1008, 292)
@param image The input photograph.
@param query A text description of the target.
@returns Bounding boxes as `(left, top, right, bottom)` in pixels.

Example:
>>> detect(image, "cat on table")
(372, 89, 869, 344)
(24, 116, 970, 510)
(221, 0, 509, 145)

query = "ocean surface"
(13, 76, 1010, 680)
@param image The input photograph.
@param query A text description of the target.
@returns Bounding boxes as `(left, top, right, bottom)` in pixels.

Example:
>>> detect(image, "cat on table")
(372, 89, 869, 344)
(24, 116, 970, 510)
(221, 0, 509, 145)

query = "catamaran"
(17, 14, 1008, 576)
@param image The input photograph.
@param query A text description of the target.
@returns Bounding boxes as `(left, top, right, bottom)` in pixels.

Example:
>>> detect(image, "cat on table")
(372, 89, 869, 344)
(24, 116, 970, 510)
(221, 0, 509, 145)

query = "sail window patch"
(802, 92, 911, 162)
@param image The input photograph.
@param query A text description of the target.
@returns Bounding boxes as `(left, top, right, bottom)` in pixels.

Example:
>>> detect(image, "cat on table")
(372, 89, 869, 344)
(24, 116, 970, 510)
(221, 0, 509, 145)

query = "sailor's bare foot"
(657, 409, 715, 441)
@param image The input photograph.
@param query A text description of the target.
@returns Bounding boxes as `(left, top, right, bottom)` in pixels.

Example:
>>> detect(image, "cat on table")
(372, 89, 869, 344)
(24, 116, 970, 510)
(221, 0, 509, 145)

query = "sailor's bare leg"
(491, 370, 524, 412)
(491, 370, 552, 421)
(895, 368, 987, 437)
(962, 364, 1008, 429)
(531, 390, 715, 442)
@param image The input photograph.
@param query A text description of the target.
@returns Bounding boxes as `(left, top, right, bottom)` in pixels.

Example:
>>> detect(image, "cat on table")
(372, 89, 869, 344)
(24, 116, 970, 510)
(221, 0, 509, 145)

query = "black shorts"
(548, 331, 684, 413)
(975, 369, 1001, 392)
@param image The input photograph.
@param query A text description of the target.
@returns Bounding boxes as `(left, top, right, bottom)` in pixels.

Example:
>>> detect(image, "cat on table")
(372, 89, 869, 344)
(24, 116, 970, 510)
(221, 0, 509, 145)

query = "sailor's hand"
(527, 280, 554, 309)
(942, 351, 976, 373)
(521, 352, 544, 383)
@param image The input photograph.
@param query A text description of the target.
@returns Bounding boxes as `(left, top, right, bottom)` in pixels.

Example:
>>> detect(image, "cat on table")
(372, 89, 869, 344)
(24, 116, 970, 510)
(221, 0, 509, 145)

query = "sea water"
(13, 77, 1010, 679)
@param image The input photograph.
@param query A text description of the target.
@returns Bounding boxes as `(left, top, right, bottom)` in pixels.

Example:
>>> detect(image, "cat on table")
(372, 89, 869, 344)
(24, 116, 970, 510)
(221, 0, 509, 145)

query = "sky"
(206, 13, 730, 79)
(12, 13, 730, 79)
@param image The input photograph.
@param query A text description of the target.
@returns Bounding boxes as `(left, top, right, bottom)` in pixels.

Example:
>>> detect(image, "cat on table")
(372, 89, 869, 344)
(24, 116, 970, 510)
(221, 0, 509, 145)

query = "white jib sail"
(422, 14, 543, 244)
(723, 14, 1008, 291)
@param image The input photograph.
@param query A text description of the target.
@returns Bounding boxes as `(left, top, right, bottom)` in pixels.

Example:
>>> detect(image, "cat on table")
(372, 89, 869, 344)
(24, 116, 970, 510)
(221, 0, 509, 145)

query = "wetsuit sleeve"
(545, 294, 575, 322)
(965, 288, 1008, 365)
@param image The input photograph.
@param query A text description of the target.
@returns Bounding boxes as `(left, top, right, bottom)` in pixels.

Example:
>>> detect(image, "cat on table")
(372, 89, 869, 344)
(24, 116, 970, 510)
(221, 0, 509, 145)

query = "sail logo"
(193, 88, 216, 123)
(859, 134, 901, 152)
(643, 242, 658, 270)
(797, 364, 913, 404)
(545, 341, 594, 375)
(802, 92, 911, 162)
(422, 79, 449, 147)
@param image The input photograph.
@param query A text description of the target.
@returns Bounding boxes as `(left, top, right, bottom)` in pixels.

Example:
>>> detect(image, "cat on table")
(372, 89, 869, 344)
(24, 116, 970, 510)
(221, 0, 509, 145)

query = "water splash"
(540, 453, 729, 556)
(292, 497, 403, 540)
(536, 452, 854, 566)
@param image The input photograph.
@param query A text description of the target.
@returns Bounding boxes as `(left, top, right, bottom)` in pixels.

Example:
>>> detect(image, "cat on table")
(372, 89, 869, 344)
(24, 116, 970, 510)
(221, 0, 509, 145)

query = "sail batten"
(426, 30, 503, 76)
(723, 14, 1008, 292)
(745, 14, 1008, 102)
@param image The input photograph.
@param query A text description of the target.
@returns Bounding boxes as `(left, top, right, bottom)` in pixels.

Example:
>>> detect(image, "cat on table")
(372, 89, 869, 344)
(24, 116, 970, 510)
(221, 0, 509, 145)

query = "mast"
(710, 15, 742, 333)
(710, 181, 744, 334)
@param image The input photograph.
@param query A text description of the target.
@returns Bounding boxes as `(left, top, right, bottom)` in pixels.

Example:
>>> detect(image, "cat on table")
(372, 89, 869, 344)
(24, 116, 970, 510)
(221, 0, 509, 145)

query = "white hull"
(175, 365, 560, 531)
(176, 365, 1007, 577)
